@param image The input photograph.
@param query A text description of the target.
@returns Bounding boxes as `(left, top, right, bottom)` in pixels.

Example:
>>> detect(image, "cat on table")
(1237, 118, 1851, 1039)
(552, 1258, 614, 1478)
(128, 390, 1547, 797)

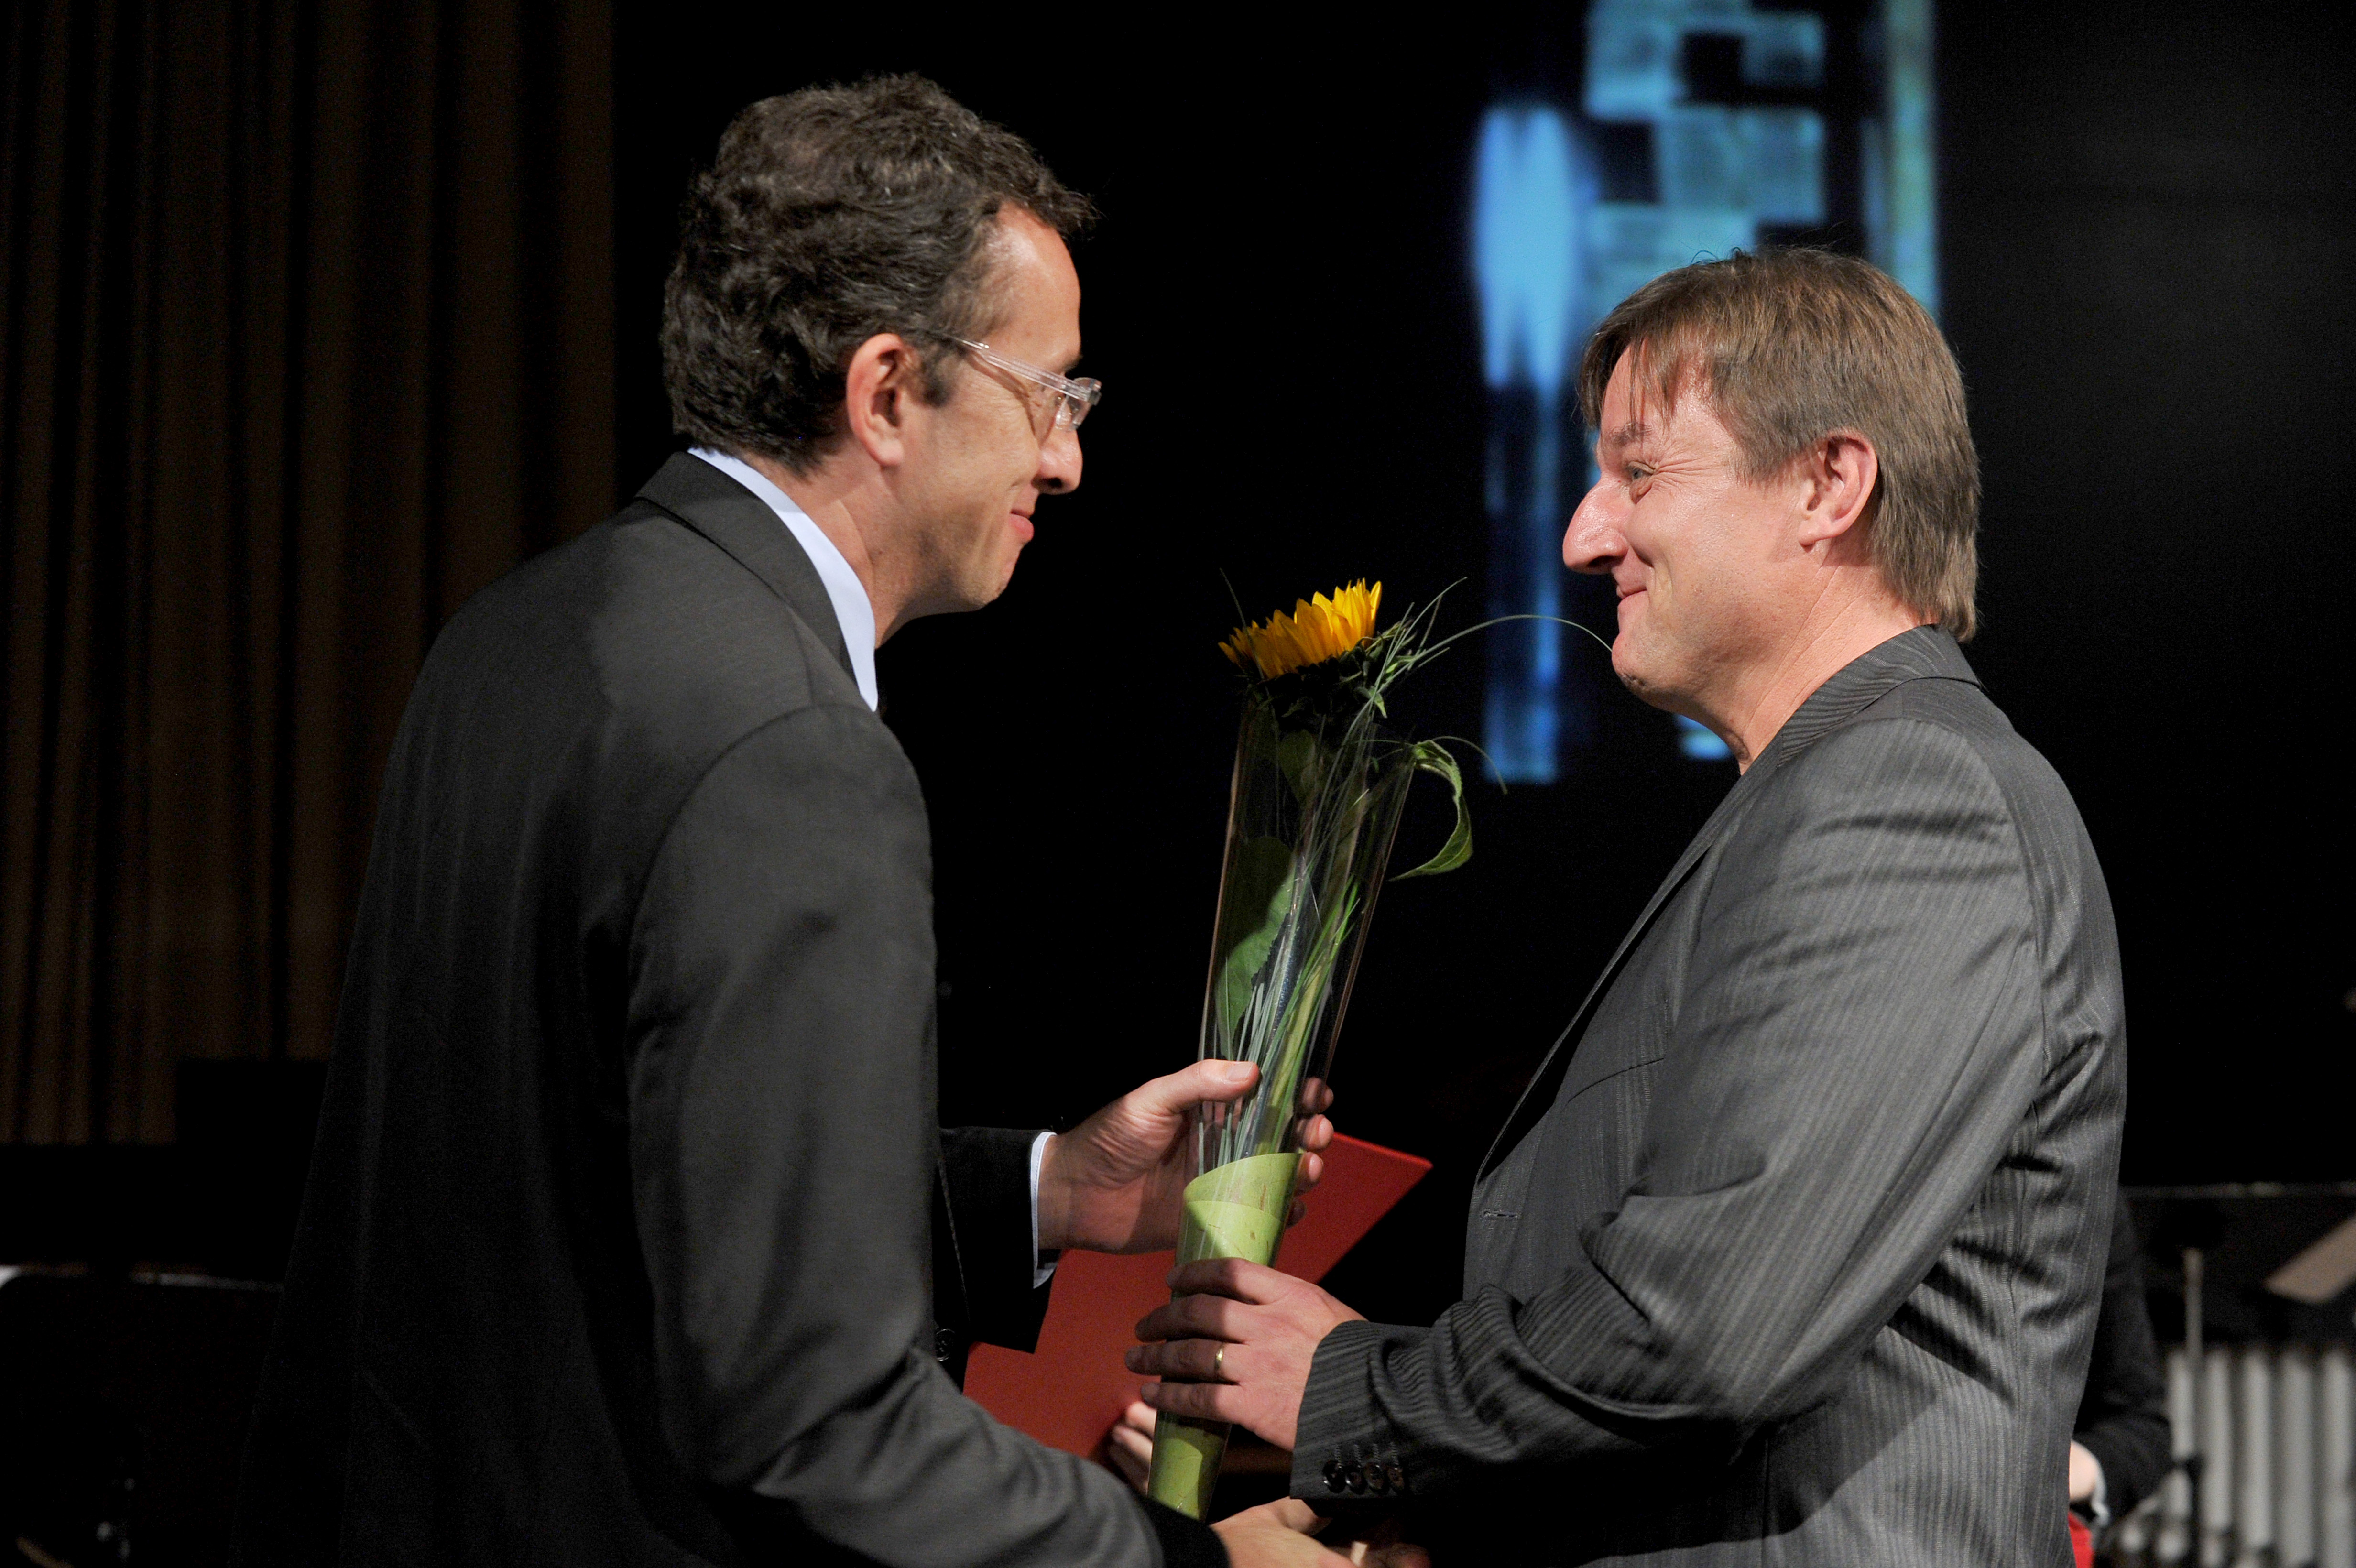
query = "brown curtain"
(1, 0, 615, 1143)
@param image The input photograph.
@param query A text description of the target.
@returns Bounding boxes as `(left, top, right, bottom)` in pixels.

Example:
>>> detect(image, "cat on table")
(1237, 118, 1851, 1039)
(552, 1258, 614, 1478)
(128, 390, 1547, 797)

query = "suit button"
(1366, 1464, 1390, 1495)
(1322, 1459, 1347, 1494)
(1386, 1465, 1407, 1494)
(934, 1328, 958, 1363)
(1346, 1462, 1368, 1494)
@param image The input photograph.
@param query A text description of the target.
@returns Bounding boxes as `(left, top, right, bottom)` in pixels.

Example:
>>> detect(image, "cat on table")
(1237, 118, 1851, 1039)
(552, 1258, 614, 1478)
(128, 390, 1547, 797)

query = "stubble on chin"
(960, 545, 1022, 611)
(1618, 669, 1675, 710)
(1613, 640, 1694, 719)
(1612, 635, 1660, 706)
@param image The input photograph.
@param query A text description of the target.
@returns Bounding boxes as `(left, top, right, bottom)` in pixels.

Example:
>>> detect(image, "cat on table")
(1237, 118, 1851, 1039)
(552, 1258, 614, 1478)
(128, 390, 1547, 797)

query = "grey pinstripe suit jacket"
(1292, 627, 2125, 1566)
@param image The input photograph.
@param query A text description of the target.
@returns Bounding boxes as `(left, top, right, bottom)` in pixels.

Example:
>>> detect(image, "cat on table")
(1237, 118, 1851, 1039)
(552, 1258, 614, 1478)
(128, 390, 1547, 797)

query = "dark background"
(1, 1, 2350, 1559)
(618, 1, 2356, 1329)
(1, 0, 2351, 1489)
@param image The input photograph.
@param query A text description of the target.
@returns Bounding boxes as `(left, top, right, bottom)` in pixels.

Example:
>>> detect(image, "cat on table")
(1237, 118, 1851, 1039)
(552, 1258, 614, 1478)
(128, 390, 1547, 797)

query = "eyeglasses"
(952, 338, 1102, 432)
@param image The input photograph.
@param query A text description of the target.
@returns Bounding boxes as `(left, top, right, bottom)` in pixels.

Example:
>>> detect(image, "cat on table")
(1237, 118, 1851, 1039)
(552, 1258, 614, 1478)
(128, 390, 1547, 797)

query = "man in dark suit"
(1132, 250, 2127, 1564)
(231, 78, 1356, 1568)
(2070, 1199, 2171, 1536)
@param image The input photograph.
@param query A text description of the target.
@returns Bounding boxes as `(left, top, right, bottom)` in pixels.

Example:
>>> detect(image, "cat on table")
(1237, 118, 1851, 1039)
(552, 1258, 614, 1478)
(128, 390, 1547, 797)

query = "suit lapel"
(1474, 766, 1760, 1181)
(634, 452, 859, 684)
(1473, 626, 1983, 1182)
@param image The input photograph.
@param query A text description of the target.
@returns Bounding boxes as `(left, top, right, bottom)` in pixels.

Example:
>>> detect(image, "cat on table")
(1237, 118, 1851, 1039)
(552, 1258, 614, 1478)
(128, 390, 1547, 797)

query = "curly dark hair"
(662, 76, 1094, 472)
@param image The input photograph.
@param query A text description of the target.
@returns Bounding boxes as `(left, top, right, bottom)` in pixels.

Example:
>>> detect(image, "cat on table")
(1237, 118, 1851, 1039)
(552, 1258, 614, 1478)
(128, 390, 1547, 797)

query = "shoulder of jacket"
(568, 506, 866, 723)
(1792, 692, 1996, 766)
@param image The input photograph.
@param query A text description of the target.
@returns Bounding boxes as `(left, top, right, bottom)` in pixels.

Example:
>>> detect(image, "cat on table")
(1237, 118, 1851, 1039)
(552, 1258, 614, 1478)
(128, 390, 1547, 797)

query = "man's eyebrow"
(1602, 420, 1652, 454)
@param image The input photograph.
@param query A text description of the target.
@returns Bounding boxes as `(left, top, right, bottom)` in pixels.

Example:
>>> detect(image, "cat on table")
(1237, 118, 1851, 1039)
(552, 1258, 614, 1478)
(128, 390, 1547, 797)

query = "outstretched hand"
(1108, 1402, 1427, 1566)
(1214, 1499, 1429, 1568)
(1036, 1065, 1334, 1255)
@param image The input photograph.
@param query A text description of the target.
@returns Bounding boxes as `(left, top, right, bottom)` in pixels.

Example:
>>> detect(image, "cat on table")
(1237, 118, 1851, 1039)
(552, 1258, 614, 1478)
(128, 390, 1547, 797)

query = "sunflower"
(1219, 581, 1383, 681)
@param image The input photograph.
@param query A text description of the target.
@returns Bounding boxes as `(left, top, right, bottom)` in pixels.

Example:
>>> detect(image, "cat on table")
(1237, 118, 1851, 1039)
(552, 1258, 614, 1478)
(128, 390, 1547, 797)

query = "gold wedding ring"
(1213, 1344, 1226, 1381)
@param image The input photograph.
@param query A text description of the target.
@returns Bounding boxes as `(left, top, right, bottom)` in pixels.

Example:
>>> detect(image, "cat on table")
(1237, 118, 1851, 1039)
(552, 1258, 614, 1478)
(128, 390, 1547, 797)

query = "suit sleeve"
(2073, 1197, 2171, 1517)
(626, 706, 1209, 1568)
(936, 1126, 1058, 1358)
(1296, 718, 2056, 1496)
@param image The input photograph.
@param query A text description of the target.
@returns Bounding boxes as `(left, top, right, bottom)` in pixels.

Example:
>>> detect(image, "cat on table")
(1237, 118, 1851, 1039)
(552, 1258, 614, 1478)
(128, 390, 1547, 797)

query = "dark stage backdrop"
(613, 3, 2356, 1327)
(1, 0, 613, 1142)
(1, 3, 2348, 1320)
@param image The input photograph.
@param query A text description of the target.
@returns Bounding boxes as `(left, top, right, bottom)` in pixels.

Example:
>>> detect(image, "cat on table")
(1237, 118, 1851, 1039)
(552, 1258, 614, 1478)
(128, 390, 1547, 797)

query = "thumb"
(1140, 1058, 1259, 1116)
(1253, 1498, 1329, 1535)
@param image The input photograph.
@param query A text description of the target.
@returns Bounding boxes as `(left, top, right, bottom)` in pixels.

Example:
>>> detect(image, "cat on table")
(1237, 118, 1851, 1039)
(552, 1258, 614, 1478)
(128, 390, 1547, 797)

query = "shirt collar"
(687, 448, 880, 710)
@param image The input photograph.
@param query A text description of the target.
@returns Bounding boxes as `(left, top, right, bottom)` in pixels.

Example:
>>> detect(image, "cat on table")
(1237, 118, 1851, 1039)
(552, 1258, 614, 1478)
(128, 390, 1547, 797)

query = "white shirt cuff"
(1027, 1131, 1058, 1288)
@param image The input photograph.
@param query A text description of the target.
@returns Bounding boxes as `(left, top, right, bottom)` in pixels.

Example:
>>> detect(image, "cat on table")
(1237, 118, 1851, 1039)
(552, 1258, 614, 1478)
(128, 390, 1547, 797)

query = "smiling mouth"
(1008, 512, 1035, 544)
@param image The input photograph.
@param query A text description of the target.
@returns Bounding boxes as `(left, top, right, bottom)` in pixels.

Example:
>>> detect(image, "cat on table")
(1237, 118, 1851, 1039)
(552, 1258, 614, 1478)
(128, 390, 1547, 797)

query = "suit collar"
(1474, 625, 1978, 1181)
(1752, 624, 1977, 772)
(633, 452, 857, 682)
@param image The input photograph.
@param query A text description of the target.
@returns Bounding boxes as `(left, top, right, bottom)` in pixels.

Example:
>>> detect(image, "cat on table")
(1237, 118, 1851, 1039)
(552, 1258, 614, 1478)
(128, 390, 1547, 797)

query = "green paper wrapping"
(1145, 1151, 1300, 1518)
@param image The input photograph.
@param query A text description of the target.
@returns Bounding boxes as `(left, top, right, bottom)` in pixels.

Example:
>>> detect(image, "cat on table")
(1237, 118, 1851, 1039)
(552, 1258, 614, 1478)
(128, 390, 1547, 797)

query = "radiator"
(2113, 1344, 2356, 1567)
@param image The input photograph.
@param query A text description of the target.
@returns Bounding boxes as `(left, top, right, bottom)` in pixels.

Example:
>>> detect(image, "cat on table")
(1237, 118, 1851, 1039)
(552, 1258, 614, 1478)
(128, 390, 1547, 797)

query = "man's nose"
(1037, 425, 1082, 494)
(1562, 480, 1624, 573)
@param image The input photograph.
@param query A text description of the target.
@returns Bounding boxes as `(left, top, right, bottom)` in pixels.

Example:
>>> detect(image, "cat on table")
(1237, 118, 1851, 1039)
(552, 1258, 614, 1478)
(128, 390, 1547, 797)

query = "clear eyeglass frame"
(952, 338, 1102, 432)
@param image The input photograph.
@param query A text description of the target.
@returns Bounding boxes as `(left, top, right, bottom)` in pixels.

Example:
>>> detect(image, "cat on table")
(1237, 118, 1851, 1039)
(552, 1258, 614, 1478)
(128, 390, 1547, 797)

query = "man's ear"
(1797, 430, 1880, 549)
(842, 332, 919, 469)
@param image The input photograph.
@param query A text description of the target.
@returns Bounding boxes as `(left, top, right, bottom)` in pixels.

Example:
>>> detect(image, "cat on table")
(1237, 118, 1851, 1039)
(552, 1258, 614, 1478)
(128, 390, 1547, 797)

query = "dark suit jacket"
(1292, 628, 2126, 1566)
(2074, 1197, 2170, 1520)
(231, 455, 1212, 1567)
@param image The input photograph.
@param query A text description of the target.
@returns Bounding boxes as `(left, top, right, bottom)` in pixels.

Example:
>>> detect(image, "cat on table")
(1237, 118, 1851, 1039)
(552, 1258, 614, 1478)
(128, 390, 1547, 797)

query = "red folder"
(964, 1134, 1431, 1455)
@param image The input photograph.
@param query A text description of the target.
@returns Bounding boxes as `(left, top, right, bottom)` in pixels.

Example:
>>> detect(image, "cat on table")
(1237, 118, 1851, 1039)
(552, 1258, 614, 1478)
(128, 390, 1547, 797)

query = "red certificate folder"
(964, 1134, 1431, 1456)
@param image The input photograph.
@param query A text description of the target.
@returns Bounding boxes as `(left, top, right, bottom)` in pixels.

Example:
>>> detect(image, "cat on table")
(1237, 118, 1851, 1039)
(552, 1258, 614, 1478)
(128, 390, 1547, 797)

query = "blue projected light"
(1476, 0, 1938, 783)
(1678, 716, 1734, 760)
(1474, 106, 1592, 785)
(1474, 109, 1582, 401)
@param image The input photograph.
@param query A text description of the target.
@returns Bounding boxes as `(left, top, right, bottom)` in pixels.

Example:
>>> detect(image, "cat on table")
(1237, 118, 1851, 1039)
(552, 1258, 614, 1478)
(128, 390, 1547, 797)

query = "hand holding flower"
(1037, 1067, 1335, 1255)
(1128, 1257, 1365, 1452)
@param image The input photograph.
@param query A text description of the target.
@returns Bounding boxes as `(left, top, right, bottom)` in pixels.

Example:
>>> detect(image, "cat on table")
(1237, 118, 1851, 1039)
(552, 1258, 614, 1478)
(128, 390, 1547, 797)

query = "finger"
(1107, 1449, 1146, 1490)
(1137, 1058, 1258, 1118)
(1105, 1430, 1149, 1490)
(1253, 1498, 1330, 1535)
(1125, 1341, 1178, 1378)
(1167, 1255, 1293, 1303)
(1126, 1336, 1237, 1382)
(1134, 1291, 1245, 1344)
(1295, 1148, 1326, 1191)
(1139, 1374, 1254, 1425)
(1299, 1078, 1335, 1115)
(1119, 1398, 1157, 1437)
(1287, 1198, 1308, 1227)
(1295, 1114, 1335, 1154)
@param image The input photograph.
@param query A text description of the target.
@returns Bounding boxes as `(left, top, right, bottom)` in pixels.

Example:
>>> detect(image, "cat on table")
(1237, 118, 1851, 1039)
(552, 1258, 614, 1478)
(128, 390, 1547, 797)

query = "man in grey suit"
(1131, 250, 2126, 1564)
(233, 78, 1357, 1568)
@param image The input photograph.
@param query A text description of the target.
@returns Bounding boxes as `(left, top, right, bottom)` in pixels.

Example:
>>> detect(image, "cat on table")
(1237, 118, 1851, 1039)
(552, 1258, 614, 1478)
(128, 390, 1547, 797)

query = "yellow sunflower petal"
(1218, 580, 1386, 678)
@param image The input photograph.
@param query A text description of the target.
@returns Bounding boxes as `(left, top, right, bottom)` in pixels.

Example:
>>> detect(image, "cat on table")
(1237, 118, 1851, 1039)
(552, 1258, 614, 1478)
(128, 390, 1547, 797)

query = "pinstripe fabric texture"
(1292, 628, 2124, 1566)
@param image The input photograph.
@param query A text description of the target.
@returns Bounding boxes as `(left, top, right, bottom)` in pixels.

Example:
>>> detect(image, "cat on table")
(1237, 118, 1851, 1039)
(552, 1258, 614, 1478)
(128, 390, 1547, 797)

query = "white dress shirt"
(688, 448, 880, 709)
(687, 447, 1054, 1287)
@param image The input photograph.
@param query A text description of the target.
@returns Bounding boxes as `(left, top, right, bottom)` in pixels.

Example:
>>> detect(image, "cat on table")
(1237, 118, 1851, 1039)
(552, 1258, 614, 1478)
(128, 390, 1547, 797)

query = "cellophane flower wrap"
(1146, 582, 1472, 1518)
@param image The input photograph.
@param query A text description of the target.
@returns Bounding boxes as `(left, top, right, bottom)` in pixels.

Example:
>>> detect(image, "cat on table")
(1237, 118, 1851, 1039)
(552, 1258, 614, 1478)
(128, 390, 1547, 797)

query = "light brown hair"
(1578, 249, 1981, 640)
